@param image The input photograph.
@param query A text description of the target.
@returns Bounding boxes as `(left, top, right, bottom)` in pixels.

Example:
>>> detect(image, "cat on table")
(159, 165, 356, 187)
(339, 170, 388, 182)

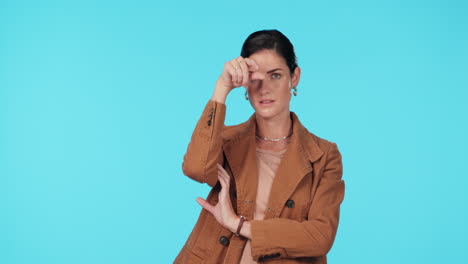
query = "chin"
(254, 108, 280, 120)
(251, 100, 290, 120)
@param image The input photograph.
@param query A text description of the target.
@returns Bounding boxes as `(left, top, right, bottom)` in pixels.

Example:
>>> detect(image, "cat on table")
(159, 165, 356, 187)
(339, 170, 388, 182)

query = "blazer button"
(219, 236, 229, 246)
(207, 120, 212, 126)
(286, 199, 295, 208)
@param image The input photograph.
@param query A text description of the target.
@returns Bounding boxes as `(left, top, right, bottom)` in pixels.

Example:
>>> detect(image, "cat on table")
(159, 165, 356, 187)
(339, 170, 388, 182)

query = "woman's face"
(246, 49, 300, 121)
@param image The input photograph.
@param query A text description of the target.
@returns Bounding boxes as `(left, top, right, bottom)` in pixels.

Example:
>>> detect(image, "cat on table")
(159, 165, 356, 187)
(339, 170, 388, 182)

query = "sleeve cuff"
(250, 220, 287, 261)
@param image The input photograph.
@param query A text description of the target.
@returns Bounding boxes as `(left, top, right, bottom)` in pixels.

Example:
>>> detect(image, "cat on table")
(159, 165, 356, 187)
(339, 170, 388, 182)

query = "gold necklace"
(255, 134, 291, 142)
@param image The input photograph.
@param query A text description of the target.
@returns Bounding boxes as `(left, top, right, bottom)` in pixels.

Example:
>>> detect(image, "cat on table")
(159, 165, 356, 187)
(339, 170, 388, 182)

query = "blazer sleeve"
(182, 99, 226, 187)
(250, 142, 345, 261)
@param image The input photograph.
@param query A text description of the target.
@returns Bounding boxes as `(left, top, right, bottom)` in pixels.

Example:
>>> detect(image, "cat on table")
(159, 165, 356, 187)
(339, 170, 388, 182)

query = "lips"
(259, 99, 275, 106)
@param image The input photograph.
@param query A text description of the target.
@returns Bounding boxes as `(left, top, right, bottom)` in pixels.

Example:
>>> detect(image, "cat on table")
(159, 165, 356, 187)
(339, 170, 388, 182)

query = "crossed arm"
(182, 101, 344, 260)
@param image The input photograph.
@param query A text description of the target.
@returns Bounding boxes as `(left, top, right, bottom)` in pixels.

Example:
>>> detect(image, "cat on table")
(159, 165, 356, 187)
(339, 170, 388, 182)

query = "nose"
(258, 81, 270, 95)
(248, 71, 269, 95)
(254, 82, 271, 97)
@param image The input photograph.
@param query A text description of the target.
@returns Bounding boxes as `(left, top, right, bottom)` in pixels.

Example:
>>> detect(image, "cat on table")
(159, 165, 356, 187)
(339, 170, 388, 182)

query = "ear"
(291, 67, 301, 88)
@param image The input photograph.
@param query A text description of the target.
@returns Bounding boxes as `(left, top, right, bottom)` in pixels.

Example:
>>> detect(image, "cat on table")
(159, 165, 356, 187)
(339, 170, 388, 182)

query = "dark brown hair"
(241, 29, 298, 74)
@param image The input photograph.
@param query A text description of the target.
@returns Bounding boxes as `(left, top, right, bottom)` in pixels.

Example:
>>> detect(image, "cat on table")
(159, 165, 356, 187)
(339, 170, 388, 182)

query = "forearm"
(249, 143, 345, 260)
(228, 213, 340, 259)
(239, 220, 252, 239)
(211, 80, 230, 104)
(225, 216, 252, 239)
(250, 216, 341, 259)
(182, 99, 226, 187)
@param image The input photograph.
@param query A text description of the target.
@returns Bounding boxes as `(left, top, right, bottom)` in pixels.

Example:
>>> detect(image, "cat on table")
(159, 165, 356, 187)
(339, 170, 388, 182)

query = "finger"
(227, 64, 238, 86)
(245, 58, 259, 71)
(217, 163, 225, 172)
(217, 163, 230, 179)
(228, 61, 241, 86)
(238, 58, 249, 87)
(217, 163, 230, 180)
(233, 60, 243, 85)
(217, 176, 229, 202)
(217, 165, 231, 189)
(217, 168, 228, 190)
(236, 56, 247, 85)
(196, 197, 214, 214)
(218, 167, 228, 189)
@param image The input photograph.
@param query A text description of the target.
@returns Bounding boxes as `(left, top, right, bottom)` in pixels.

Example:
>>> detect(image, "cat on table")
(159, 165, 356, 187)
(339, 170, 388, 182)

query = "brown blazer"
(174, 100, 345, 264)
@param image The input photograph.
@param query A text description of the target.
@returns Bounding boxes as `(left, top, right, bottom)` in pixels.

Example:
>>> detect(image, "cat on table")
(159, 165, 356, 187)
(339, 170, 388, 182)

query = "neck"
(255, 112, 292, 140)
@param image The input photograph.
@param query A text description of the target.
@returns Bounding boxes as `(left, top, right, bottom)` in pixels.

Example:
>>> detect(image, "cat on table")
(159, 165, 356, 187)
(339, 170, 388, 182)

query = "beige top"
(239, 145, 288, 264)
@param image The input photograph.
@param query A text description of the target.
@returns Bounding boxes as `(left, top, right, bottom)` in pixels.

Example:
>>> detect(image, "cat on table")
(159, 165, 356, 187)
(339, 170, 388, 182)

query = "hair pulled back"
(241, 29, 298, 74)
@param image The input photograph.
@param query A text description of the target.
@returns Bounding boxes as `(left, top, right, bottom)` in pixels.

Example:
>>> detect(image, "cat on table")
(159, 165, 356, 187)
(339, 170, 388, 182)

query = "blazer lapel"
(264, 112, 325, 219)
(223, 112, 325, 220)
(223, 115, 258, 219)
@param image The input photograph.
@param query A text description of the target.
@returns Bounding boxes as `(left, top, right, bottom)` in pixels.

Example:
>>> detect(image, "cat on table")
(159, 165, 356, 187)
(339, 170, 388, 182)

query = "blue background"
(1, 0, 467, 263)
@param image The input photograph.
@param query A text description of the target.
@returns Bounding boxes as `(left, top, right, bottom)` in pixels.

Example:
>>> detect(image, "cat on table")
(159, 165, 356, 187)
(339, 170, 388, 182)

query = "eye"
(272, 73, 281, 79)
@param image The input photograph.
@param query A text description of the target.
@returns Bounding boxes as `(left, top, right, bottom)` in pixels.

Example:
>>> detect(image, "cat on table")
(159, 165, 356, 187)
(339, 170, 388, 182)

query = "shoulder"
(294, 113, 339, 152)
(221, 120, 251, 142)
(300, 127, 343, 180)
(308, 131, 339, 152)
(292, 113, 341, 165)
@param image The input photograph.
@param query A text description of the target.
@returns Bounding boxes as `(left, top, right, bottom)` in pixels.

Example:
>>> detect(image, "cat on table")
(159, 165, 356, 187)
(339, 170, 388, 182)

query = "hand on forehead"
(247, 50, 288, 80)
(242, 57, 264, 81)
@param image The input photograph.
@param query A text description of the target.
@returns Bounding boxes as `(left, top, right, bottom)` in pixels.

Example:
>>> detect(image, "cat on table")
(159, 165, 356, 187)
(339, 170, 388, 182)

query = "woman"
(174, 30, 345, 264)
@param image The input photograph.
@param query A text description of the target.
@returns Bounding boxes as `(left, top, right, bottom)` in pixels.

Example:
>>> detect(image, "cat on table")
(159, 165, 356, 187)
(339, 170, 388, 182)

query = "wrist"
(235, 216, 246, 236)
(212, 81, 230, 103)
(227, 216, 240, 233)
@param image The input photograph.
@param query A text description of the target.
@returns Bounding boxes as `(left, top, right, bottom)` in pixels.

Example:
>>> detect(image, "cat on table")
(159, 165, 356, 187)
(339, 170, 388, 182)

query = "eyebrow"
(267, 68, 283, 74)
(249, 68, 284, 74)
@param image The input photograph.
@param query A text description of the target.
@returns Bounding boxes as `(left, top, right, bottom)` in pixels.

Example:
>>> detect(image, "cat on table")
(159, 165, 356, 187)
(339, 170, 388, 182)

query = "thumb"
(196, 197, 214, 214)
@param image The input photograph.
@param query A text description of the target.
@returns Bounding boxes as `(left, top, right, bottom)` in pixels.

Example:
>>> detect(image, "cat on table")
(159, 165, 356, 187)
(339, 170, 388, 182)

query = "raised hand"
(212, 56, 259, 103)
(195, 163, 239, 233)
